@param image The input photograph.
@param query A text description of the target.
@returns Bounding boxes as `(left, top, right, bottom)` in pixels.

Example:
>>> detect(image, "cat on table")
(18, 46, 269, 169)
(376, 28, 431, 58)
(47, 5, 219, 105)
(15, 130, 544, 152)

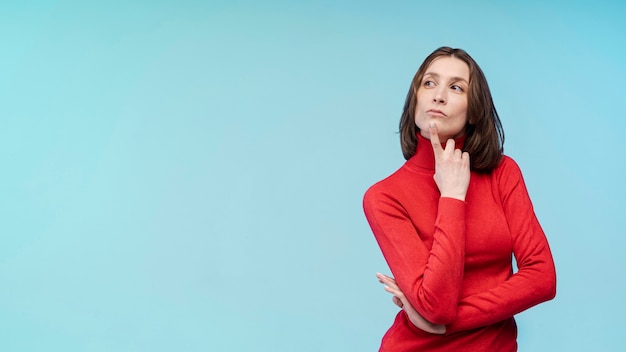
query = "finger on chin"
(429, 123, 442, 149)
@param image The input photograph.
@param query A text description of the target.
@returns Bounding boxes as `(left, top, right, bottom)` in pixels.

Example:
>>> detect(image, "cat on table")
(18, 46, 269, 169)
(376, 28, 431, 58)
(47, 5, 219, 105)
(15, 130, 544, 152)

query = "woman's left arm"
(446, 157, 556, 333)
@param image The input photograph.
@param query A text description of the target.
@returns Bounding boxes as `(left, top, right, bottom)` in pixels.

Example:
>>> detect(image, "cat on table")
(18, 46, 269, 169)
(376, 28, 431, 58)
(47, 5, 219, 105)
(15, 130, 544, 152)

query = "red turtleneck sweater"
(363, 134, 556, 351)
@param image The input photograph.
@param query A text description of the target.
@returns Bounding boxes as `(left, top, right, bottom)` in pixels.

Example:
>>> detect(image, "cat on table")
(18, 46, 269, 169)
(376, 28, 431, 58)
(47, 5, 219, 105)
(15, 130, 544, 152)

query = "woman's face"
(415, 56, 470, 141)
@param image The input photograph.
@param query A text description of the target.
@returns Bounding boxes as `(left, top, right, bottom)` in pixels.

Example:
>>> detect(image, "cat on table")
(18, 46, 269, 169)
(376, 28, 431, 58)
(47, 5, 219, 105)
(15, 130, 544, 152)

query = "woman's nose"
(433, 90, 446, 104)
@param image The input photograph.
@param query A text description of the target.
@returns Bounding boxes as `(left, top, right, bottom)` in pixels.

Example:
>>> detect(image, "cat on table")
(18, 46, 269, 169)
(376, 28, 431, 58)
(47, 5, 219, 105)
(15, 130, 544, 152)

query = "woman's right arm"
(364, 125, 470, 325)
(363, 189, 466, 324)
(377, 273, 446, 334)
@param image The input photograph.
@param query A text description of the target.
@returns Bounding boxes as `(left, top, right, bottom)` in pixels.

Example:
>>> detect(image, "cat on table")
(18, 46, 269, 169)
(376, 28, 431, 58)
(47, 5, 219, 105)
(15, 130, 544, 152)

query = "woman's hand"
(429, 123, 470, 201)
(376, 273, 446, 334)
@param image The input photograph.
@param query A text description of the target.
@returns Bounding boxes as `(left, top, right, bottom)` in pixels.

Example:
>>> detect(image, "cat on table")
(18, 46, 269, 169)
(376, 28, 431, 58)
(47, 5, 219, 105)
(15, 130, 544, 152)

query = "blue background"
(1, 1, 625, 351)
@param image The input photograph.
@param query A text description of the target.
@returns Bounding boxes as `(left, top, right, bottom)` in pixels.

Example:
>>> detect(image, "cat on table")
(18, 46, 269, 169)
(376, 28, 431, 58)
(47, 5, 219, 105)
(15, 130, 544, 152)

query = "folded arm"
(446, 158, 556, 332)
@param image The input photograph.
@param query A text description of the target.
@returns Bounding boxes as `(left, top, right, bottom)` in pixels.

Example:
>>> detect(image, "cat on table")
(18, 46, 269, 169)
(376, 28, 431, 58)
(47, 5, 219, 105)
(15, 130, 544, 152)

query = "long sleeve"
(365, 136, 554, 350)
(364, 183, 467, 324)
(446, 157, 556, 333)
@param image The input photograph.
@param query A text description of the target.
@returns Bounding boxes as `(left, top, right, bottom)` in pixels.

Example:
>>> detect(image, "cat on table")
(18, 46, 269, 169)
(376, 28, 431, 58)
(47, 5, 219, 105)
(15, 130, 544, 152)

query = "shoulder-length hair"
(399, 46, 504, 172)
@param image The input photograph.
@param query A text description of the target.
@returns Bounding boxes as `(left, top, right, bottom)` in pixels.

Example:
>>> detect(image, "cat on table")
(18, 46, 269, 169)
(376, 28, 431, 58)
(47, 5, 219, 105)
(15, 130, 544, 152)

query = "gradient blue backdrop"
(1, 1, 625, 351)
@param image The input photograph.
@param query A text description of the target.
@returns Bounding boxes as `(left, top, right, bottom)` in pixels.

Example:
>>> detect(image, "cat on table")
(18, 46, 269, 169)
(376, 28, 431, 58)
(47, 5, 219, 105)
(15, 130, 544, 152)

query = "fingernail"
(430, 122, 435, 128)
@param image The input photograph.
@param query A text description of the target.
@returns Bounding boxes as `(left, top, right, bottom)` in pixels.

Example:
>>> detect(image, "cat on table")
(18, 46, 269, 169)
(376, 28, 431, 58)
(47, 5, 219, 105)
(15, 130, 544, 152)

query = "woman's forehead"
(425, 56, 470, 81)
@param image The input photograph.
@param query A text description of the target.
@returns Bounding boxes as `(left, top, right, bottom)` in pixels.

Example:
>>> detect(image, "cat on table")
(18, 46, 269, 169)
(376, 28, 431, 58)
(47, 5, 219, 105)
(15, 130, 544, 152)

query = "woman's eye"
(451, 85, 464, 92)
(423, 80, 434, 87)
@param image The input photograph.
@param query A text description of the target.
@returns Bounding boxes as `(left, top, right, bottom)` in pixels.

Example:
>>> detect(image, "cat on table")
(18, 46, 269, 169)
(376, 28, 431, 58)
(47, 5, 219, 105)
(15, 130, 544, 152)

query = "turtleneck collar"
(406, 132, 467, 172)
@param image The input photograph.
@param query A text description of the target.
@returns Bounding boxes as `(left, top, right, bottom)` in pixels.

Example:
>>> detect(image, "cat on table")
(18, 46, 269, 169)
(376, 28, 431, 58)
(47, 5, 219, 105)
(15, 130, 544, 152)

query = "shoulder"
(363, 165, 411, 210)
(491, 155, 527, 191)
(363, 171, 399, 204)
(493, 155, 523, 177)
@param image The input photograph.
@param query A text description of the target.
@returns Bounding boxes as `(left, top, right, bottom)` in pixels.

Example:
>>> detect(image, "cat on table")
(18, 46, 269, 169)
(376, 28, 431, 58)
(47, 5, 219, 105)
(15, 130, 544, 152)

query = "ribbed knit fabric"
(363, 133, 556, 351)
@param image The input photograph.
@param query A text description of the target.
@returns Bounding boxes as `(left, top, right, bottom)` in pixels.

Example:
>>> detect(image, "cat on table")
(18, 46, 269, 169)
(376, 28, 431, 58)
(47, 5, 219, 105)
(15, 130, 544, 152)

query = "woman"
(363, 47, 556, 351)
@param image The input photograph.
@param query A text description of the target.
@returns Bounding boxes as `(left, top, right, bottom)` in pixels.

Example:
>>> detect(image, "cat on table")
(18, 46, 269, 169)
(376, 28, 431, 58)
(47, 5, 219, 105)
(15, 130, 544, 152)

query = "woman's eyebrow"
(424, 72, 468, 84)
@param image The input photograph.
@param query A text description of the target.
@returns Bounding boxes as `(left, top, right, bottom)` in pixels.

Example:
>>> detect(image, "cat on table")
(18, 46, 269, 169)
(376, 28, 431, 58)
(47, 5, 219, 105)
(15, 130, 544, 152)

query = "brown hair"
(399, 46, 504, 172)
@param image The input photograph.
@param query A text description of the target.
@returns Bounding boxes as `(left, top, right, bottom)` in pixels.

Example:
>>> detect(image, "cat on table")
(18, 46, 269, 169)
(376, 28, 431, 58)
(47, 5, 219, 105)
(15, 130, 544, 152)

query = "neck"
(407, 133, 467, 171)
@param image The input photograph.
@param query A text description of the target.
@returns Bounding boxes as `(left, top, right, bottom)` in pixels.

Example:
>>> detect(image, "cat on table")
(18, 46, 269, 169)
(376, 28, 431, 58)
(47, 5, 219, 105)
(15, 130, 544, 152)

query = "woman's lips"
(426, 109, 447, 117)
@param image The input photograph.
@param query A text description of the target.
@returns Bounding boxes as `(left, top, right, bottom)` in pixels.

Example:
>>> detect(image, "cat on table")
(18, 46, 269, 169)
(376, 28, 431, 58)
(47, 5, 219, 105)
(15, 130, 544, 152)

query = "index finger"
(376, 273, 396, 284)
(429, 123, 443, 157)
